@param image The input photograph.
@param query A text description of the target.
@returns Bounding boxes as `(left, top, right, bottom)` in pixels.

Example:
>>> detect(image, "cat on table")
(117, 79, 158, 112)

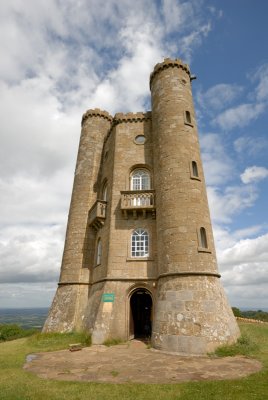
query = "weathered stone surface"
(43, 58, 240, 355)
(24, 340, 262, 384)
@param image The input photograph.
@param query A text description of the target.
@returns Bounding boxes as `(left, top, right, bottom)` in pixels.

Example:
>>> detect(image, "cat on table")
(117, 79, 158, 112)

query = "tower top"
(150, 58, 191, 89)
(82, 108, 113, 126)
(113, 111, 151, 124)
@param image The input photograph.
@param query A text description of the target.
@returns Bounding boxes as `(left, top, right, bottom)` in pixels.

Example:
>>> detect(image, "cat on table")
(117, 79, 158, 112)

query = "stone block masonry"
(43, 58, 240, 355)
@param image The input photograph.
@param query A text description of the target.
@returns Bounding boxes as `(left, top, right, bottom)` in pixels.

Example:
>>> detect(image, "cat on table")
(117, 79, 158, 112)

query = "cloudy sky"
(0, 0, 267, 310)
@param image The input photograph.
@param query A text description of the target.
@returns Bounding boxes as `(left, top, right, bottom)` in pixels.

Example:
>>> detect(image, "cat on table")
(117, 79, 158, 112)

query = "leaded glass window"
(131, 229, 149, 257)
(131, 169, 150, 190)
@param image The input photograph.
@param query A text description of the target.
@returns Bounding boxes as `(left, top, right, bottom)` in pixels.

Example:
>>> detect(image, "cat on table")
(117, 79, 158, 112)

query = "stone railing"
(121, 190, 155, 208)
(120, 190, 156, 219)
(88, 200, 107, 230)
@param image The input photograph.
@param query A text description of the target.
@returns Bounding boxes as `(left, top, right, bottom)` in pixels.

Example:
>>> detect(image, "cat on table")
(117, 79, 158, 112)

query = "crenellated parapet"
(113, 111, 151, 125)
(103, 112, 151, 144)
(150, 58, 191, 89)
(82, 108, 113, 126)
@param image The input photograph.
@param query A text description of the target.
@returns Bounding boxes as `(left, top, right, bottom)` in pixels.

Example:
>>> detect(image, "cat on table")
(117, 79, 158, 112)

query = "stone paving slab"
(23, 340, 262, 384)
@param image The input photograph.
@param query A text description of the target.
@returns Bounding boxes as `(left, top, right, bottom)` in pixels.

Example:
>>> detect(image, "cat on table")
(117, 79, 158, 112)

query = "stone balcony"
(88, 200, 107, 230)
(120, 190, 156, 219)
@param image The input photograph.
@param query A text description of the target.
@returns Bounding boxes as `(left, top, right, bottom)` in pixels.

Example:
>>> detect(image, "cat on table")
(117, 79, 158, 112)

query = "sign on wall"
(102, 293, 115, 302)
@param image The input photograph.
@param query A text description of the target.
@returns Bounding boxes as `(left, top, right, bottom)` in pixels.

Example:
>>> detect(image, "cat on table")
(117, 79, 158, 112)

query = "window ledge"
(190, 175, 201, 181)
(126, 257, 154, 262)
(184, 122, 194, 127)
(198, 247, 211, 253)
(94, 263, 101, 268)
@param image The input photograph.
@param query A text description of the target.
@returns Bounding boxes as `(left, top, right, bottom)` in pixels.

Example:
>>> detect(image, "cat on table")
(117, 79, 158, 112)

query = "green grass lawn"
(0, 323, 267, 400)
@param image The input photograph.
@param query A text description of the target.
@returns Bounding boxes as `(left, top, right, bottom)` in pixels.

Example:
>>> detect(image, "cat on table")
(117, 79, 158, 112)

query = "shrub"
(0, 324, 37, 342)
(212, 334, 259, 357)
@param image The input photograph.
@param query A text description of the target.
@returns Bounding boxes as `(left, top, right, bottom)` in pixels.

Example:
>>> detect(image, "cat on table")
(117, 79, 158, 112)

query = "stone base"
(42, 284, 88, 333)
(151, 275, 240, 355)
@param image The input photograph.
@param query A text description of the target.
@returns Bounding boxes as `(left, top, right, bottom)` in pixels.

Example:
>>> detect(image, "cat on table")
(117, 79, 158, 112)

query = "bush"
(0, 324, 37, 342)
(232, 307, 242, 317)
(212, 334, 259, 357)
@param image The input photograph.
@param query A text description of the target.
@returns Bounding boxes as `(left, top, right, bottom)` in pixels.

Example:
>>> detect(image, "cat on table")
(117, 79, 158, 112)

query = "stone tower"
(43, 58, 240, 355)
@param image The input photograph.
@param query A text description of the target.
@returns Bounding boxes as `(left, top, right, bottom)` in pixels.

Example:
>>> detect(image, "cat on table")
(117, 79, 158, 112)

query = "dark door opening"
(130, 289, 152, 338)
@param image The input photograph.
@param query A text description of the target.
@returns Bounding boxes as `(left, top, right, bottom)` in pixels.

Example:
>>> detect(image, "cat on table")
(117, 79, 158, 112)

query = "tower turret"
(43, 109, 112, 332)
(150, 59, 239, 354)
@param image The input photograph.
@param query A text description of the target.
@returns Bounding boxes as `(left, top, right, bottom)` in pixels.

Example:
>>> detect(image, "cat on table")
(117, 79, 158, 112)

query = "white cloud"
(0, 225, 63, 284)
(179, 23, 211, 62)
(213, 103, 265, 131)
(200, 133, 235, 185)
(240, 166, 268, 184)
(224, 283, 268, 309)
(161, 0, 188, 32)
(207, 185, 258, 224)
(234, 135, 268, 156)
(197, 83, 243, 112)
(0, 1, 266, 313)
(252, 63, 268, 102)
(213, 226, 268, 308)
(218, 234, 268, 307)
(0, 0, 215, 307)
(0, 283, 57, 308)
(232, 225, 264, 240)
(0, 78, 80, 178)
(219, 233, 268, 269)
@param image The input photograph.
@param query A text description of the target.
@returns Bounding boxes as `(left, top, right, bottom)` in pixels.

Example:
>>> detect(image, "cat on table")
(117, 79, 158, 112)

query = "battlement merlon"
(150, 58, 191, 89)
(82, 109, 152, 127)
(82, 108, 113, 126)
(113, 111, 151, 125)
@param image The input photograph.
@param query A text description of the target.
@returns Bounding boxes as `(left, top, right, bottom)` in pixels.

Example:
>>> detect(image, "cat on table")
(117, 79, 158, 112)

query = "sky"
(0, 0, 267, 310)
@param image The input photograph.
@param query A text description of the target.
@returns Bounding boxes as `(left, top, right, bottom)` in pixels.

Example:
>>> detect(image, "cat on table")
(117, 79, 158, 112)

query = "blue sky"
(0, 0, 267, 309)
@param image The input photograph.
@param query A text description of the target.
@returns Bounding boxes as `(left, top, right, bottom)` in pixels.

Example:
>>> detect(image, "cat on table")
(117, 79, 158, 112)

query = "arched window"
(131, 229, 149, 257)
(200, 227, 208, 249)
(192, 161, 198, 177)
(102, 181, 108, 201)
(96, 238, 102, 265)
(131, 169, 151, 190)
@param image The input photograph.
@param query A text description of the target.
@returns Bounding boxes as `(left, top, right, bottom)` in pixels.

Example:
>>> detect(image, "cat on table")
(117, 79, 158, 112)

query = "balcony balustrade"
(88, 200, 107, 230)
(120, 190, 156, 219)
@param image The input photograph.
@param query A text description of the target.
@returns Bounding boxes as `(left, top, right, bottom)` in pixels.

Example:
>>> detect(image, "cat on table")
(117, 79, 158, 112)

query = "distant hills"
(0, 308, 48, 330)
(232, 307, 268, 322)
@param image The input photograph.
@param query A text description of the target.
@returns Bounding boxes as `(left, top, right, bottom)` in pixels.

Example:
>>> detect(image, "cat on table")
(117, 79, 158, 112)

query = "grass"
(0, 323, 267, 399)
(27, 331, 91, 351)
(210, 333, 259, 357)
(103, 337, 125, 347)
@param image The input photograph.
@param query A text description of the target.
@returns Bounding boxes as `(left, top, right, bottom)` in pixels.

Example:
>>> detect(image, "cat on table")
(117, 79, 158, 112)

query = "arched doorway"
(129, 289, 152, 339)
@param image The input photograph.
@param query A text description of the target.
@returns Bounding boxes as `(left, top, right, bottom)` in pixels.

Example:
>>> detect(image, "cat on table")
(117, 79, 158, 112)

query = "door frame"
(127, 284, 154, 340)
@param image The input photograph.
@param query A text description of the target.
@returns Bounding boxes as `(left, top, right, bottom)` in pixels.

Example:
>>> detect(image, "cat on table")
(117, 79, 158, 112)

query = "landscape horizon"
(1, 307, 268, 332)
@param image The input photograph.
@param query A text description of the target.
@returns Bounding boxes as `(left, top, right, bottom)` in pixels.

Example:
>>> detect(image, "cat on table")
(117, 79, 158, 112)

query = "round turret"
(43, 109, 112, 332)
(151, 59, 217, 276)
(150, 59, 240, 354)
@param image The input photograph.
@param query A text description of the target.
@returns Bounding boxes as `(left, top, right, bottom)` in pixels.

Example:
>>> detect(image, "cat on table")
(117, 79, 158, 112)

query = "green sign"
(102, 293, 115, 302)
